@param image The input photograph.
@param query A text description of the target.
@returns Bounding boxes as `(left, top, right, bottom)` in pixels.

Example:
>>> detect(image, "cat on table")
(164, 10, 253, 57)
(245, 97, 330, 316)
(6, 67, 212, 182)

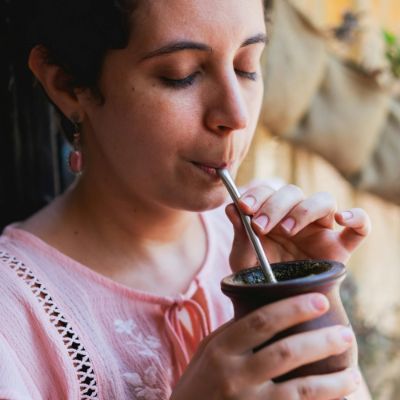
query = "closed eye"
(160, 72, 200, 89)
(235, 69, 258, 81)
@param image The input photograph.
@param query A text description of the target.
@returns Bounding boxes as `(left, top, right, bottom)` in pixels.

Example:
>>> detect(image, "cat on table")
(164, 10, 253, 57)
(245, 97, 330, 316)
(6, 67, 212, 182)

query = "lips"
(192, 161, 232, 177)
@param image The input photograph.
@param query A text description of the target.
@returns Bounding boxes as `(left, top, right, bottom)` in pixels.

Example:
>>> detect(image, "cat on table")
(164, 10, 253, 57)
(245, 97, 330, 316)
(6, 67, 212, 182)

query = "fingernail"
(241, 195, 256, 209)
(352, 368, 362, 384)
(281, 217, 296, 233)
(341, 327, 354, 343)
(341, 211, 353, 220)
(311, 295, 328, 312)
(253, 214, 269, 231)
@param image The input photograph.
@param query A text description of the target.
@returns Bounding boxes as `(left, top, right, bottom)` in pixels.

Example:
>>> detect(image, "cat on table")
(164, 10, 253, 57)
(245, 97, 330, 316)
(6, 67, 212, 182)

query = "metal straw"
(217, 169, 277, 283)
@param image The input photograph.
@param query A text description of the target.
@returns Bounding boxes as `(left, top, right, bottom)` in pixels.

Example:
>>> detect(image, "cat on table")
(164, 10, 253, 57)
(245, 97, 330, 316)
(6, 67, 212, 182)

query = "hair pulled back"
(30, 0, 139, 94)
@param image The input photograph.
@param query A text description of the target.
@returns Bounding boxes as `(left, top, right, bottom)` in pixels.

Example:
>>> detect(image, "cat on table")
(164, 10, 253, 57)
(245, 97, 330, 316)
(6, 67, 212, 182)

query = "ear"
(28, 45, 85, 121)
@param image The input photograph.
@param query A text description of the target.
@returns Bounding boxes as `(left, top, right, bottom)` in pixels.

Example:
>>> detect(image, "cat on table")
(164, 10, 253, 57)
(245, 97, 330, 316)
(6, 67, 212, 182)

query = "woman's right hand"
(170, 293, 361, 400)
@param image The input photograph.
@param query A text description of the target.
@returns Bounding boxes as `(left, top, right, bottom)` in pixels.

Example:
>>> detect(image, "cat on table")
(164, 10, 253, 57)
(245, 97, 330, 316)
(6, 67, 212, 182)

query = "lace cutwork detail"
(0, 251, 98, 399)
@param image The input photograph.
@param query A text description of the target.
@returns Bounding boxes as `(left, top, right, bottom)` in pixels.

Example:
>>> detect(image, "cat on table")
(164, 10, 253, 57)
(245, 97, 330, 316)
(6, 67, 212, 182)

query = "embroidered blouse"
(0, 206, 234, 399)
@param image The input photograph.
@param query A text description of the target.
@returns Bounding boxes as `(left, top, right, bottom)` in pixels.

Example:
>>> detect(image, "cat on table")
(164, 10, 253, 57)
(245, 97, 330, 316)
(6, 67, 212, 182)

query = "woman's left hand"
(226, 183, 371, 272)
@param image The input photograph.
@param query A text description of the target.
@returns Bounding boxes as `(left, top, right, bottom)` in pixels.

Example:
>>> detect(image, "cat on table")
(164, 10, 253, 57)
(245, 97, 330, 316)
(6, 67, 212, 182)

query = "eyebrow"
(142, 41, 212, 60)
(141, 33, 267, 60)
(241, 33, 268, 47)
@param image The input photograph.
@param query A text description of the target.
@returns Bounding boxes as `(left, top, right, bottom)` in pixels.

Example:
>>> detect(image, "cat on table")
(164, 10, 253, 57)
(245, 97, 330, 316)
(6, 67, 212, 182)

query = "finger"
(250, 184, 305, 234)
(245, 325, 355, 382)
(216, 293, 329, 354)
(238, 185, 276, 215)
(335, 208, 371, 252)
(194, 319, 235, 362)
(260, 367, 361, 400)
(226, 204, 259, 271)
(335, 208, 371, 237)
(280, 192, 337, 236)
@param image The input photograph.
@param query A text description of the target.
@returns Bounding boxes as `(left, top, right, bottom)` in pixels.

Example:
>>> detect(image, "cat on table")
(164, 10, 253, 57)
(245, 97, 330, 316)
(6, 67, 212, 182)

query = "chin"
(176, 186, 229, 212)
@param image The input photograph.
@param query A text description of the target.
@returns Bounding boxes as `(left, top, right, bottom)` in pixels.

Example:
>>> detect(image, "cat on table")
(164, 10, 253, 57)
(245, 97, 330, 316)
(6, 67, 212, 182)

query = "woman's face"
(80, 0, 266, 211)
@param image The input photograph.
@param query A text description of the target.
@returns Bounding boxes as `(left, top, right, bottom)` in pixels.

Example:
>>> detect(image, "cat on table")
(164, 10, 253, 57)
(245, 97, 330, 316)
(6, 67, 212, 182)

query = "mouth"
(191, 161, 232, 178)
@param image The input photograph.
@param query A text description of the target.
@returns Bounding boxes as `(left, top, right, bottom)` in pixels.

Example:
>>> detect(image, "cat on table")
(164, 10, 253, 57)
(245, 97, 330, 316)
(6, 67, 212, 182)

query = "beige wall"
(237, 3, 400, 396)
(294, 0, 400, 33)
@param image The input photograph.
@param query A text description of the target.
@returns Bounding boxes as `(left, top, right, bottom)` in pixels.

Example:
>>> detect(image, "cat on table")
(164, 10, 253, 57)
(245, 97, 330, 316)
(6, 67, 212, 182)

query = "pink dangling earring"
(68, 120, 84, 174)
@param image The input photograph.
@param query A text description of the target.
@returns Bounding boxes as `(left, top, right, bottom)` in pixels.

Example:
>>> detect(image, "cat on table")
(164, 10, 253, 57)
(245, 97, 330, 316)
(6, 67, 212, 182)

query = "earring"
(68, 119, 84, 174)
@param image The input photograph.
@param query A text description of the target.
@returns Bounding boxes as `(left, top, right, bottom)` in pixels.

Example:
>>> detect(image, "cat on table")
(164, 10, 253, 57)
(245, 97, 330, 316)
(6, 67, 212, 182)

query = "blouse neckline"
(3, 212, 215, 306)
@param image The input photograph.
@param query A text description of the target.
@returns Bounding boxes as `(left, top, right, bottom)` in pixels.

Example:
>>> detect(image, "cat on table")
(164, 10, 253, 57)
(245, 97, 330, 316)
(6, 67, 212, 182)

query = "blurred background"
(237, 1, 400, 398)
(1, 0, 400, 398)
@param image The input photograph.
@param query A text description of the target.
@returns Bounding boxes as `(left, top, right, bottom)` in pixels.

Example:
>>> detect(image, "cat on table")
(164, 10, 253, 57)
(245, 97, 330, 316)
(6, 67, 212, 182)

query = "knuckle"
(319, 191, 337, 210)
(316, 190, 334, 202)
(247, 310, 275, 333)
(219, 377, 240, 399)
(292, 299, 308, 315)
(274, 339, 295, 363)
(325, 328, 344, 352)
(325, 331, 338, 348)
(353, 207, 370, 221)
(297, 379, 316, 400)
(286, 184, 304, 199)
(296, 204, 310, 217)
(244, 184, 274, 198)
(260, 184, 275, 195)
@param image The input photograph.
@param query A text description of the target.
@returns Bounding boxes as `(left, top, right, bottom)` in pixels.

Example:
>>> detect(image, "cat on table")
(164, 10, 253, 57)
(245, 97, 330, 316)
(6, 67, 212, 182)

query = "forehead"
(130, 0, 266, 50)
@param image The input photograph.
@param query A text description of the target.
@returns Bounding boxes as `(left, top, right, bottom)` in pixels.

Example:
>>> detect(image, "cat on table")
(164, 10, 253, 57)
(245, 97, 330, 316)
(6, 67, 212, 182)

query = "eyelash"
(161, 70, 258, 89)
(236, 70, 258, 81)
(161, 73, 199, 89)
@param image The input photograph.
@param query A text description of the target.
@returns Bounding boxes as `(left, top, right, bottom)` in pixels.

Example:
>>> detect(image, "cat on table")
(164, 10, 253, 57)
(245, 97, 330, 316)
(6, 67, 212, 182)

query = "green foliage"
(383, 29, 400, 79)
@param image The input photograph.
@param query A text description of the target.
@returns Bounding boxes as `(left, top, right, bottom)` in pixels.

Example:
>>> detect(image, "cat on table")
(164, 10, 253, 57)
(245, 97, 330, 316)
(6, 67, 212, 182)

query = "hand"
(226, 183, 371, 271)
(170, 293, 361, 399)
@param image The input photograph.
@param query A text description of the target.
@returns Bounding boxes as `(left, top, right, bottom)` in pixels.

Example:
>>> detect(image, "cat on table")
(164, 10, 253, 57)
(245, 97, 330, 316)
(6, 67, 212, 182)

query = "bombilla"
(217, 168, 277, 284)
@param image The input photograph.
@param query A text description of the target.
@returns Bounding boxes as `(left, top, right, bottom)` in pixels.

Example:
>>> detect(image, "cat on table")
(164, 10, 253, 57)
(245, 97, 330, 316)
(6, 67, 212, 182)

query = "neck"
(20, 171, 209, 295)
(70, 176, 197, 245)
(64, 176, 207, 293)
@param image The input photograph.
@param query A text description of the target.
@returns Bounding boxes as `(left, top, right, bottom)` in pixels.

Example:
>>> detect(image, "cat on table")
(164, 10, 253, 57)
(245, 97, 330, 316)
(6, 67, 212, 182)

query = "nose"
(204, 72, 249, 135)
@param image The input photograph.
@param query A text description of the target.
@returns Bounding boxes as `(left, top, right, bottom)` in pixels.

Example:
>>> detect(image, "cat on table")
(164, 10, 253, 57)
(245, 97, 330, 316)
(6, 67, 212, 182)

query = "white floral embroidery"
(123, 372, 143, 386)
(114, 319, 136, 335)
(115, 319, 167, 399)
(123, 367, 163, 400)
(143, 336, 161, 350)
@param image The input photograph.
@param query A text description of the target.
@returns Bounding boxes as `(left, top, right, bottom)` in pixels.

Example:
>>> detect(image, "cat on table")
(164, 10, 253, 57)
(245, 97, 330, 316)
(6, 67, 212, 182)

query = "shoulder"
(0, 226, 60, 325)
(0, 227, 31, 295)
(0, 227, 45, 324)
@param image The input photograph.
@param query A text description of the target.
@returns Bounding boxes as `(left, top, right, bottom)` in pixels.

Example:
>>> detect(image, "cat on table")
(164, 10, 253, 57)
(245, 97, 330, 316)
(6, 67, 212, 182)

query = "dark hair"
(30, 0, 139, 93)
(29, 0, 140, 139)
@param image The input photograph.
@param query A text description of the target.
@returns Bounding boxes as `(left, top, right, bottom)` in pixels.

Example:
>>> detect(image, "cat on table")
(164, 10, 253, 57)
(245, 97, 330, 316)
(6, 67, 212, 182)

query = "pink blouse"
(0, 206, 234, 399)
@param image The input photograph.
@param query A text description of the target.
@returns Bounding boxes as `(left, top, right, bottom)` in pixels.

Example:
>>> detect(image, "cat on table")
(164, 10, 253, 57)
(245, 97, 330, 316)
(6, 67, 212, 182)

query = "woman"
(0, 0, 371, 398)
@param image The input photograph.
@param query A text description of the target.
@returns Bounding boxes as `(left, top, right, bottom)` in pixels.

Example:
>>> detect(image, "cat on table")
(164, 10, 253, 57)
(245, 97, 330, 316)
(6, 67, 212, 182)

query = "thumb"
(225, 204, 258, 273)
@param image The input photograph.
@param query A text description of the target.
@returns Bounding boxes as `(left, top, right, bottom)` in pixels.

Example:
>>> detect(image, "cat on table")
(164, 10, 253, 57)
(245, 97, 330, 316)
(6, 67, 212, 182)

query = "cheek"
(248, 80, 264, 116)
(132, 74, 199, 118)
(104, 91, 199, 167)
